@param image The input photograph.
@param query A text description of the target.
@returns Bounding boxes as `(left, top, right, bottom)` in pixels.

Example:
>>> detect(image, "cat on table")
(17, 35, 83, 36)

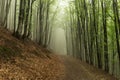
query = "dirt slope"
(0, 27, 65, 80)
(0, 27, 118, 80)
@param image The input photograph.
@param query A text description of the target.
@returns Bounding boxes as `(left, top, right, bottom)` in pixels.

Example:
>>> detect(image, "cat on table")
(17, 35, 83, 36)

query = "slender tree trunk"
(101, 0, 109, 72)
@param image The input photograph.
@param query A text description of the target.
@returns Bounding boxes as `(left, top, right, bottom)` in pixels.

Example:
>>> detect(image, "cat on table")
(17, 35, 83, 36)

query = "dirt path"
(59, 55, 117, 80)
(0, 27, 118, 80)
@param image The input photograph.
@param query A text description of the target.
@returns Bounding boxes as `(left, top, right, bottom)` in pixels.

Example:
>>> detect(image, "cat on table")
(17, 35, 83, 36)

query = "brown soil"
(0, 27, 118, 80)
(60, 55, 118, 80)
(0, 27, 65, 80)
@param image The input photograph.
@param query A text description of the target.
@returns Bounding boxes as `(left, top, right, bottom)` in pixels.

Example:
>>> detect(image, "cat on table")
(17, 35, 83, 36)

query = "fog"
(50, 28, 67, 55)
(48, 0, 70, 55)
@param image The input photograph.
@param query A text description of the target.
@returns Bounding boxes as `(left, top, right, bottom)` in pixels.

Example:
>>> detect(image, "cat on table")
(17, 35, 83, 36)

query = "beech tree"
(65, 0, 120, 78)
(0, 0, 55, 47)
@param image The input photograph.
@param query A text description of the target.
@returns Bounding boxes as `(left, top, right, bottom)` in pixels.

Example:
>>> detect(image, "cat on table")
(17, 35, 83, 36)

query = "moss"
(0, 46, 21, 61)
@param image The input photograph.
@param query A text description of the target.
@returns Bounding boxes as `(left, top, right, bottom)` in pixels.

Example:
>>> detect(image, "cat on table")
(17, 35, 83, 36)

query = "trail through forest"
(60, 56, 117, 80)
(0, 27, 117, 80)
(0, 0, 120, 79)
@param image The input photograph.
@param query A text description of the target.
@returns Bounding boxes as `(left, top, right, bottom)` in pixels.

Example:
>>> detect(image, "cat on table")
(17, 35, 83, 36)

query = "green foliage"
(65, 0, 120, 78)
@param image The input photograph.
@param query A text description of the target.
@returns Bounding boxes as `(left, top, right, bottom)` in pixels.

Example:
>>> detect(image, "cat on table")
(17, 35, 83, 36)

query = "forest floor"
(0, 27, 118, 80)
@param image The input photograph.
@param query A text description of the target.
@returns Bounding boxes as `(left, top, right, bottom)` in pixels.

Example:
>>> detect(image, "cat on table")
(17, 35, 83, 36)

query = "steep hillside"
(0, 27, 64, 80)
(0, 27, 118, 80)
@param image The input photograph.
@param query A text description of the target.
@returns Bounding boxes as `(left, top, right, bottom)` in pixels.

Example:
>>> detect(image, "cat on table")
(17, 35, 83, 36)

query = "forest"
(0, 0, 120, 80)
